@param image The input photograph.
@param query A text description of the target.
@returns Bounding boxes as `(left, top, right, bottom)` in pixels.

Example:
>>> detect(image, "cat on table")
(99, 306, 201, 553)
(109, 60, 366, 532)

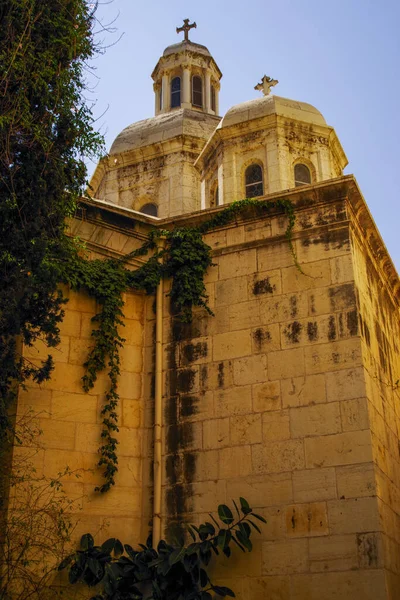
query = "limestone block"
(242, 576, 290, 600)
(191, 480, 227, 513)
(244, 220, 272, 243)
(260, 292, 308, 325)
(229, 300, 260, 331)
(290, 402, 341, 438)
(121, 399, 142, 428)
(107, 232, 130, 253)
(122, 293, 145, 321)
(252, 380, 281, 412)
(281, 260, 331, 294)
(294, 227, 350, 264)
(248, 269, 282, 298)
(280, 314, 341, 349)
(330, 254, 354, 285)
(327, 497, 380, 534)
(357, 532, 383, 569)
(18, 387, 51, 417)
(75, 423, 101, 453)
(251, 324, 281, 353)
(117, 371, 142, 400)
(262, 539, 308, 575)
(80, 312, 97, 339)
(233, 354, 267, 386)
(204, 230, 227, 250)
(42, 448, 84, 479)
(202, 263, 219, 284)
(285, 502, 328, 537)
(201, 360, 234, 391)
(123, 319, 143, 346)
(252, 439, 305, 474)
(281, 374, 326, 408)
(203, 417, 230, 450)
(64, 289, 97, 313)
(230, 413, 262, 445)
(225, 225, 245, 247)
(257, 241, 295, 272)
(308, 282, 356, 317)
(215, 276, 248, 306)
(336, 464, 376, 499)
(268, 348, 305, 379)
(341, 397, 369, 431)
(38, 418, 76, 451)
(217, 249, 257, 280)
(309, 534, 358, 572)
(51, 391, 98, 423)
(226, 473, 293, 508)
(82, 484, 142, 516)
(290, 570, 387, 600)
(215, 385, 252, 417)
(262, 410, 290, 442)
(214, 539, 262, 578)
(304, 338, 362, 375)
(119, 345, 143, 373)
(218, 445, 252, 479)
(68, 336, 93, 365)
(59, 310, 82, 337)
(179, 391, 214, 423)
(293, 468, 337, 503)
(213, 330, 252, 361)
(194, 450, 219, 481)
(305, 430, 373, 468)
(325, 366, 366, 402)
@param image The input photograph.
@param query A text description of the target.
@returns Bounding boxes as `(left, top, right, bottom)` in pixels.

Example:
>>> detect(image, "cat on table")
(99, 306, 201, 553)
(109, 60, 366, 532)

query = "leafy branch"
(59, 498, 266, 600)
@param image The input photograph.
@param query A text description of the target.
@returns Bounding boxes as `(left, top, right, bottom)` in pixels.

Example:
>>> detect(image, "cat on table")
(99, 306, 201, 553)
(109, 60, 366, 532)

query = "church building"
(17, 21, 400, 599)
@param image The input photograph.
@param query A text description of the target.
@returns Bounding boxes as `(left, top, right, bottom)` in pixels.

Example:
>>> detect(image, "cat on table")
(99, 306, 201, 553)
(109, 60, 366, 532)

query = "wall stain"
(284, 321, 302, 344)
(253, 277, 275, 295)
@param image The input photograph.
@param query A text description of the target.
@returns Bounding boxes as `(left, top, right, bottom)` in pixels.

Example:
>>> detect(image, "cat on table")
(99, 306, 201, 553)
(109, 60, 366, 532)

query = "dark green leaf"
(101, 538, 116, 554)
(200, 568, 208, 587)
(239, 497, 251, 515)
(218, 504, 234, 525)
(252, 513, 267, 523)
(80, 533, 94, 550)
(212, 585, 235, 597)
(169, 546, 186, 566)
(248, 519, 261, 534)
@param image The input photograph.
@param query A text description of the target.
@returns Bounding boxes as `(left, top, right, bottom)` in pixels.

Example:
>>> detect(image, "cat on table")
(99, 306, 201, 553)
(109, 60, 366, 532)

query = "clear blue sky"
(88, 0, 400, 270)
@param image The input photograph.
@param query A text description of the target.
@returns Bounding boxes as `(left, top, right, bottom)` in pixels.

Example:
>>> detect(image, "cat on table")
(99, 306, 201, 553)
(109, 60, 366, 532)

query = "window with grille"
(192, 76, 203, 108)
(171, 77, 181, 108)
(245, 164, 264, 198)
(294, 163, 311, 187)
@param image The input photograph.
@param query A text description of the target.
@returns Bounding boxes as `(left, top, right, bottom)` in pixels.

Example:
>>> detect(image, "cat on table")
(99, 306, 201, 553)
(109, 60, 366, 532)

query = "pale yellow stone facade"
(8, 35, 400, 600)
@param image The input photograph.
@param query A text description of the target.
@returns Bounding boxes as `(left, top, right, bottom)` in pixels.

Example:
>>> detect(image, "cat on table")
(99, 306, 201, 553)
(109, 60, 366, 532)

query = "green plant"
(59, 498, 266, 600)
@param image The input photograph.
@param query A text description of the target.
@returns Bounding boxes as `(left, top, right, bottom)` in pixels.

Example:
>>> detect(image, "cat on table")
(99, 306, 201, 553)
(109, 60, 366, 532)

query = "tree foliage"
(59, 498, 266, 600)
(0, 0, 104, 433)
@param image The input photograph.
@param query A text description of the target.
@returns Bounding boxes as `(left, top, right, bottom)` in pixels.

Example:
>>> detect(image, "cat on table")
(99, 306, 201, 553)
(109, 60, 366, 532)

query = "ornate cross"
(255, 75, 279, 96)
(176, 19, 197, 42)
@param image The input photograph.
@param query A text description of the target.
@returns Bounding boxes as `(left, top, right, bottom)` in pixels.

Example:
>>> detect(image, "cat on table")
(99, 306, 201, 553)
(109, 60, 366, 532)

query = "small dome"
(162, 40, 211, 58)
(219, 94, 327, 129)
(109, 108, 220, 155)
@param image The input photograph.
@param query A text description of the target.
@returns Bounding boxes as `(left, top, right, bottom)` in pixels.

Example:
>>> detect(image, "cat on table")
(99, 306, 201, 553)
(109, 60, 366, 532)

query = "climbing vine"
(55, 196, 297, 492)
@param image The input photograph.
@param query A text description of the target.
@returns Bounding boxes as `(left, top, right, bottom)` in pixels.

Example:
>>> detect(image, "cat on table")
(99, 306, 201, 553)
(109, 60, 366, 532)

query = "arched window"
(245, 164, 264, 198)
(294, 163, 311, 187)
(211, 85, 216, 112)
(140, 203, 158, 217)
(192, 76, 203, 108)
(171, 77, 181, 108)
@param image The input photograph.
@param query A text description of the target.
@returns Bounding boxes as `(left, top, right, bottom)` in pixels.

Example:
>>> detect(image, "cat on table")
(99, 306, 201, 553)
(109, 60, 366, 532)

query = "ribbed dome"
(162, 40, 211, 58)
(109, 108, 220, 155)
(219, 94, 326, 129)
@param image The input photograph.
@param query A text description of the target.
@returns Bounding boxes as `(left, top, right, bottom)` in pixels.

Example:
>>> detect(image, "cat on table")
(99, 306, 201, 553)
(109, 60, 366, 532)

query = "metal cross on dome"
(255, 75, 279, 96)
(176, 19, 197, 42)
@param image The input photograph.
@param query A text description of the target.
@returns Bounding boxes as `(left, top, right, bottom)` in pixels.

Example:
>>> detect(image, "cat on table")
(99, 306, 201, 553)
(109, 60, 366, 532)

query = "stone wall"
(351, 217, 400, 598)
(159, 181, 396, 599)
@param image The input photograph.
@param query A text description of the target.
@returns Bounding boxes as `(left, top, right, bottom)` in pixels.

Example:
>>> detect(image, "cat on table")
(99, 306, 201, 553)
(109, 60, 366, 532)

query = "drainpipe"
(153, 237, 165, 548)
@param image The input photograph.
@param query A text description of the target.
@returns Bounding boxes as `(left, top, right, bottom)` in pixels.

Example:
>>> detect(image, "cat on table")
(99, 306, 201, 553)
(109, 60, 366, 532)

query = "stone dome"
(162, 40, 212, 58)
(109, 108, 220, 155)
(219, 94, 327, 129)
